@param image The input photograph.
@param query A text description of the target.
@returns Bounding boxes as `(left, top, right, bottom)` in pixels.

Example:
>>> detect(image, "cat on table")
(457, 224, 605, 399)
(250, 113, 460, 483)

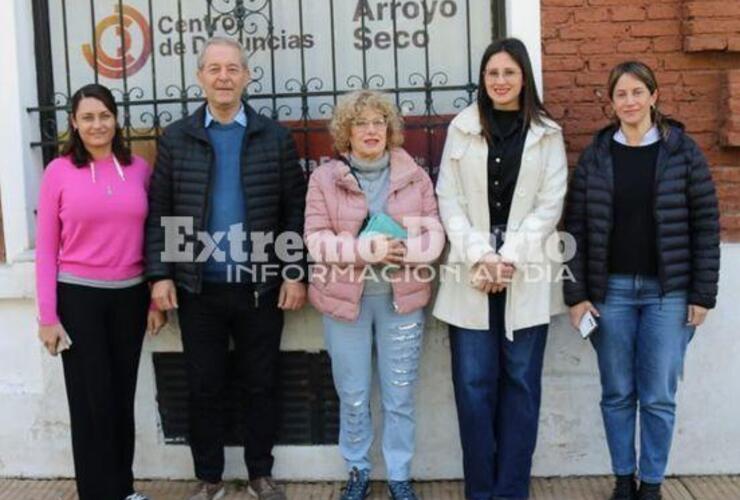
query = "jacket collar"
(450, 103, 561, 144)
(592, 119, 686, 156)
(334, 148, 422, 193)
(184, 99, 265, 142)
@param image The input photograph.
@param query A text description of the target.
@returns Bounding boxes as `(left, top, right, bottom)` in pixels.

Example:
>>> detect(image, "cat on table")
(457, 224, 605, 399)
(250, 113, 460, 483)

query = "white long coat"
(432, 104, 569, 339)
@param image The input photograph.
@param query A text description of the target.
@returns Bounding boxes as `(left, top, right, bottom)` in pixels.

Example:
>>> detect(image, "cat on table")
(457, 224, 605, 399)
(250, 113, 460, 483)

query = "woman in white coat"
(433, 38, 568, 500)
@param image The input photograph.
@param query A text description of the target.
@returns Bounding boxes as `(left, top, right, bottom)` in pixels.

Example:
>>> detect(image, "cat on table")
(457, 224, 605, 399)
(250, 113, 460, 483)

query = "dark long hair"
(607, 60, 669, 138)
(476, 38, 551, 142)
(61, 84, 132, 166)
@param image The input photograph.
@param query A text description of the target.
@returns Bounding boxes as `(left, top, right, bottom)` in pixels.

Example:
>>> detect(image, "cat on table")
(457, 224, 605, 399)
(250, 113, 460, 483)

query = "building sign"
(48, 0, 494, 168)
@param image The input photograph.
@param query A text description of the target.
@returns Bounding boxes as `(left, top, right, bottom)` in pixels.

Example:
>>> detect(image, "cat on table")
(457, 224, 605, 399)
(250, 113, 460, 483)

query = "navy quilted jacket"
(563, 121, 720, 309)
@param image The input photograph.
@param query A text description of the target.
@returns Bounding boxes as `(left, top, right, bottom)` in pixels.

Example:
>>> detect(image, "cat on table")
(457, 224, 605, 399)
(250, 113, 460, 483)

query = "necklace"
(89, 156, 126, 195)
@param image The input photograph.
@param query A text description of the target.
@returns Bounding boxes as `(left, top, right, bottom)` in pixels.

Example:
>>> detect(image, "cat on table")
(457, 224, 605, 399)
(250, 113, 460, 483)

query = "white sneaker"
(125, 493, 150, 500)
(188, 481, 226, 500)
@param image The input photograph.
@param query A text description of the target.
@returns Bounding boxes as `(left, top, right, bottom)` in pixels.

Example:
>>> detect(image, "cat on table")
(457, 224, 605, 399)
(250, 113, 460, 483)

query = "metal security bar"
(28, 0, 505, 174)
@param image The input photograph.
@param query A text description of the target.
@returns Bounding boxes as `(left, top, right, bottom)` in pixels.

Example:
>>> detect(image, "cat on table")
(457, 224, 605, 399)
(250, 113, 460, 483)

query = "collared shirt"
(613, 124, 660, 146)
(485, 108, 527, 227)
(204, 104, 247, 128)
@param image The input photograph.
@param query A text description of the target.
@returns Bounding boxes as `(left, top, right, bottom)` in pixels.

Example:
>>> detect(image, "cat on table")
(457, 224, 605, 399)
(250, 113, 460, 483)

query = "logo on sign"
(82, 5, 152, 79)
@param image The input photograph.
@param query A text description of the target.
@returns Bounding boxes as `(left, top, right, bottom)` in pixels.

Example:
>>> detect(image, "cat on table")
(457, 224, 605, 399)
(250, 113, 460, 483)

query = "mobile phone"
(579, 310, 598, 339)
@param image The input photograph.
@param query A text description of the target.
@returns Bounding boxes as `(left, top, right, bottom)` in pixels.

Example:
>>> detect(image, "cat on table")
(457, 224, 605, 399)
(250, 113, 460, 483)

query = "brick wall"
(542, 0, 740, 240)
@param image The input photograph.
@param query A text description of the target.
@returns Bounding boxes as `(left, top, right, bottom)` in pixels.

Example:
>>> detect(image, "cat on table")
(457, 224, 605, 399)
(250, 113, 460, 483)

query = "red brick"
(545, 41, 580, 55)
(655, 71, 682, 85)
(575, 7, 609, 22)
(543, 72, 576, 89)
(587, 0, 633, 5)
(684, 19, 740, 36)
(648, 3, 680, 20)
(713, 167, 740, 183)
(720, 215, 740, 230)
(546, 87, 604, 103)
(579, 39, 618, 54)
(588, 55, 660, 73)
(679, 101, 719, 118)
(661, 53, 737, 70)
(611, 6, 646, 22)
(542, 7, 572, 25)
(617, 39, 652, 53)
(722, 130, 740, 146)
(560, 22, 630, 40)
(684, 2, 740, 19)
(542, 24, 559, 40)
(544, 56, 586, 71)
(576, 72, 610, 86)
(654, 36, 683, 52)
(547, 0, 585, 5)
(548, 104, 567, 120)
(631, 20, 680, 37)
(683, 71, 721, 89)
(684, 35, 729, 52)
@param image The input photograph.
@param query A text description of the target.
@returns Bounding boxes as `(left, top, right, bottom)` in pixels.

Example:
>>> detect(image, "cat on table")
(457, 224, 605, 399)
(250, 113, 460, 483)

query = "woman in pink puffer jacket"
(304, 90, 444, 500)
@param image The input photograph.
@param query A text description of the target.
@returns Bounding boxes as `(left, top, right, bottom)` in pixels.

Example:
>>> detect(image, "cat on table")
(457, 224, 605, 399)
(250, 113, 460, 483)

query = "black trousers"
(58, 282, 149, 500)
(177, 283, 284, 482)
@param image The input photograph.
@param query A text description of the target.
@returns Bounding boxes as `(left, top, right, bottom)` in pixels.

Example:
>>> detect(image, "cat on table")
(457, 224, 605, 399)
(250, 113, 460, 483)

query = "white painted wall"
(2, 0, 739, 483)
(2, 246, 739, 480)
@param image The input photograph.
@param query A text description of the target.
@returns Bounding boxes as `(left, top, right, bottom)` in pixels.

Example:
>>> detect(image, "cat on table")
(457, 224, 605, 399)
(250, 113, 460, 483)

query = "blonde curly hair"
(329, 90, 404, 154)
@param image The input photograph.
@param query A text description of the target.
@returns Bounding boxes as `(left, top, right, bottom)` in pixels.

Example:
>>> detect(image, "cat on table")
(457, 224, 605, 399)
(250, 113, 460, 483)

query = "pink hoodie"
(35, 154, 152, 325)
(304, 148, 445, 321)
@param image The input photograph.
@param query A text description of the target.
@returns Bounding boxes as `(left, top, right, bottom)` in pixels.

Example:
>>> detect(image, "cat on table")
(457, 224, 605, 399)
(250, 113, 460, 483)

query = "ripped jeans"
(323, 293, 424, 480)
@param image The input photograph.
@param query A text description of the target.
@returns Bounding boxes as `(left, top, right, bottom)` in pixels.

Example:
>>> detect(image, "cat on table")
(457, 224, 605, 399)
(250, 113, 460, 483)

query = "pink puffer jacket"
(304, 148, 445, 321)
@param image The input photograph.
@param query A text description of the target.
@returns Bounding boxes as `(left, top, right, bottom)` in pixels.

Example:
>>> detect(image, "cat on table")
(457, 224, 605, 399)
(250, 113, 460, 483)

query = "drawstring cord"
(89, 156, 125, 184)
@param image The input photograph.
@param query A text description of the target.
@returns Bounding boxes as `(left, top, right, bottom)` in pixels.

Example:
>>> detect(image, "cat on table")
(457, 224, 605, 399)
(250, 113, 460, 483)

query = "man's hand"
(152, 279, 178, 311)
(278, 281, 307, 311)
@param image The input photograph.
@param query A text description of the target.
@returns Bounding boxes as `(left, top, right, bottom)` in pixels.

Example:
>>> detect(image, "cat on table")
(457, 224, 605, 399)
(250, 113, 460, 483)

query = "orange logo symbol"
(82, 5, 152, 79)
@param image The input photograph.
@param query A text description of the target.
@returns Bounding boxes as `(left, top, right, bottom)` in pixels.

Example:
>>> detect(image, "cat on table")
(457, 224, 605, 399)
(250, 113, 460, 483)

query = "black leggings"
(58, 282, 148, 500)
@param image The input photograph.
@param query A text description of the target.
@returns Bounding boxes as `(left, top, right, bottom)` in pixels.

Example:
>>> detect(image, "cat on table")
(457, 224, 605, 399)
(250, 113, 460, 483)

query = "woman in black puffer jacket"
(563, 61, 720, 500)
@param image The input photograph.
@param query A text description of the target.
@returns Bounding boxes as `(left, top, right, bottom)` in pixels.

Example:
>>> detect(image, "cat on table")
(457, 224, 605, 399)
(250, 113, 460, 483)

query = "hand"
(278, 281, 307, 311)
(687, 304, 708, 327)
(152, 279, 178, 311)
(147, 309, 167, 336)
(569, 300, 600, 330)
(478, 252, 515, 283)
(380, 239, 406, 265)
(38, 323, 68, 356)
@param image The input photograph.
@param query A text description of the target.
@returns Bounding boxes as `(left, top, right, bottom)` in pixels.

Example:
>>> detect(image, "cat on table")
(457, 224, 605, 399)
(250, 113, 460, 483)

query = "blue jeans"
(323, 293, 424, 480)
(450, 292, 548, 500)
(592, 274, 695, 484)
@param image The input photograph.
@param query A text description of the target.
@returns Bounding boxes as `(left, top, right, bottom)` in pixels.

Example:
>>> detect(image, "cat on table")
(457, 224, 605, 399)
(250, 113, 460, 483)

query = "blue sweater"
(203, 119, 248, 282)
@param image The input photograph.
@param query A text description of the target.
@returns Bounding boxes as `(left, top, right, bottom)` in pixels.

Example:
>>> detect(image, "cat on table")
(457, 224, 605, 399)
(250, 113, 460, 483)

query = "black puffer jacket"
(563, 121, 720, 309)
(145, 101, 307, 296)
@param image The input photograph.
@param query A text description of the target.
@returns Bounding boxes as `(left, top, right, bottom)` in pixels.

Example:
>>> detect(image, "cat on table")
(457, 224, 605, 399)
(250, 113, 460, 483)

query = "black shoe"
(611, 474, 637, 500)
(637, 481, 662, 500)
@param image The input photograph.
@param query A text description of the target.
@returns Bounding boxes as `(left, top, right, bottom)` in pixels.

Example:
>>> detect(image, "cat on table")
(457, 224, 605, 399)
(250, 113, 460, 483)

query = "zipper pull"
(254, 290, 259, 308)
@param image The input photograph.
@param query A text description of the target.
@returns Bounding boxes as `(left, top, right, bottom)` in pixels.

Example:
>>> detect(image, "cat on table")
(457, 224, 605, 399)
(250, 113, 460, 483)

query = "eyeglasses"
(483, 69, 522, 82)
(352, 118, 388, 130)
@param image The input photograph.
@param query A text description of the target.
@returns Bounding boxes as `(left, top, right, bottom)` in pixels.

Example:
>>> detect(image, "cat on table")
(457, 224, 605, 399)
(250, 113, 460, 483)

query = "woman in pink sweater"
(304, 90, 444, 500)
(35, 84, 165, 500)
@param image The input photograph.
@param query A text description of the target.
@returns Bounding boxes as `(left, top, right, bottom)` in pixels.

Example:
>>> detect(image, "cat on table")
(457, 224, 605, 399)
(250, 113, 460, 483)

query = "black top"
(485, 108, 527, 226)
(608, 139, 660, 276)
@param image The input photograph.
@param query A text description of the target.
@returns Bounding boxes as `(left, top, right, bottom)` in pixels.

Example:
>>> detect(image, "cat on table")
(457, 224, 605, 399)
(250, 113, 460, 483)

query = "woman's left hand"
(687, 304, 709, 327)
(147, 309, 167, 336)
